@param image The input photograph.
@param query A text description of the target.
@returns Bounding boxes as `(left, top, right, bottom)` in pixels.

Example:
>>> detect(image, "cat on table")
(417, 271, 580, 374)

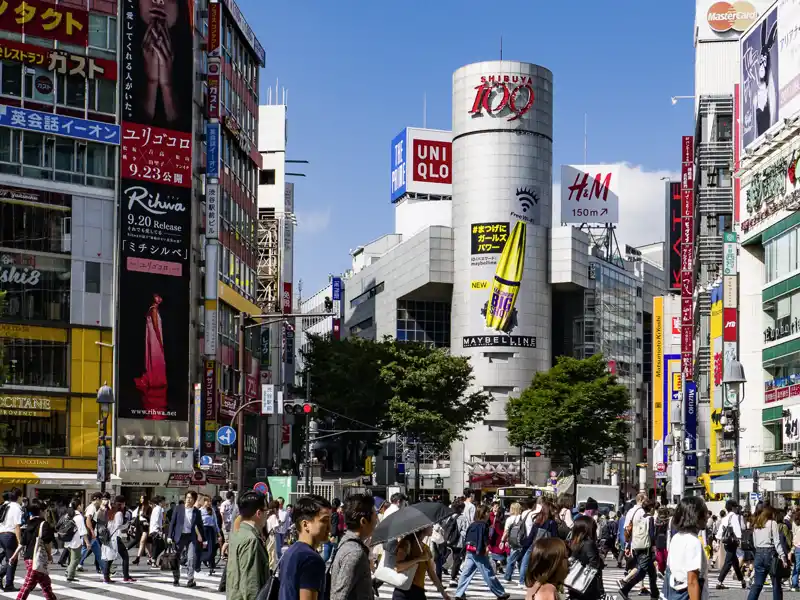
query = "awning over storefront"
(0, 471, 37, 485)
(34, 472, 100, 486)
(712, 463, 792, 480)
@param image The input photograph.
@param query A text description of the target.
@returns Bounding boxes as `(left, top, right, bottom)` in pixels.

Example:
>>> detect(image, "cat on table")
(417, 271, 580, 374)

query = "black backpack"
(55, 513, 76, 542)
(740, 528, 755, 552)
(508, 512, 528, 549)
(443, 515, 461, 548)
(0, 503, 10, 525)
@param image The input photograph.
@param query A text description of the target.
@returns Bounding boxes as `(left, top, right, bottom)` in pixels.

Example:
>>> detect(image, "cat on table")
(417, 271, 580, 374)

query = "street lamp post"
(96, 383, 114, 493)
(723, 359, 747, 504)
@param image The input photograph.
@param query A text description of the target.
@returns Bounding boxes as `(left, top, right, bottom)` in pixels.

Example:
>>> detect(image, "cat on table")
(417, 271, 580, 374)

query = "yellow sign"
(3, 457, 63, 469)
(364, 457, 372, 476)
(0, 324, 67, 343)
(0, 396, 67, 412)
(218, 282, 260, 316)
(471, 280, 489, 290)
(672, 372, 682, 393)
(653, 297, 664, 447)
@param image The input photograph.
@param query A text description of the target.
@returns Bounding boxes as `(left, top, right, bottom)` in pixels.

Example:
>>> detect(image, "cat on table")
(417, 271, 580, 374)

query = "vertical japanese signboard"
(681, 136, 694, 381)
(668, 182, 681, 291)
(117, 0, 194, 421)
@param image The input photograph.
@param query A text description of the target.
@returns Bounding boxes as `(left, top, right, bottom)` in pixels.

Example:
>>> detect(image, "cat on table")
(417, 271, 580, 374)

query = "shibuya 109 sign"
(469, 75, 535, 122)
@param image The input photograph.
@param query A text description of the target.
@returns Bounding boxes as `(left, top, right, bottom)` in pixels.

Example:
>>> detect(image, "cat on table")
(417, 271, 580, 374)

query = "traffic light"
(532, 451, 542, 458)
(284, 402, 317, 416)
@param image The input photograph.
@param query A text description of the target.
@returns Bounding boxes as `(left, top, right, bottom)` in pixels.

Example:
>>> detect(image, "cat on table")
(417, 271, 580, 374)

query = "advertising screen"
(560, 165, 620, 224)
(741, 4, 780, 150)
(116, 0, 194, 422)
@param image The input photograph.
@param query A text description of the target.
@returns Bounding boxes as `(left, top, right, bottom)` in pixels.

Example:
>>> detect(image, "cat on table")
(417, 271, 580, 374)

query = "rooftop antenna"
(276, 78, 279, 105)
(584, 113, 588, 164)
(423, 93, 427, 129)
(500, 35, 503, 60)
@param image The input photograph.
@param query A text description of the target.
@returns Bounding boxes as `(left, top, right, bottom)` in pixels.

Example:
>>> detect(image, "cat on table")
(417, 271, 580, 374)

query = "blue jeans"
(519, 545, 533, 585)
(322, 541, 334, 563)
(79, 538, 104, 570)
(505, 547, 524, 582)
(793, 548, 800, 588)
(0, 533, 16, 589)
(275, 532, 284, 559)
(456, 552, 506, 598)
(748, 549, 782, 600)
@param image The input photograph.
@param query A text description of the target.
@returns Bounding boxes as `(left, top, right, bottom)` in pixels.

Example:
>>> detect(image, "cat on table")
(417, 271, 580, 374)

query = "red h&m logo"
(567, 171, 613, 203)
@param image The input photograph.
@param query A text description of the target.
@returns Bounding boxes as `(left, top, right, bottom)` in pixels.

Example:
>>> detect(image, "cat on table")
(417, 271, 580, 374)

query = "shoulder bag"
(31, 522, 48, 573)
(374, 546, 414, 590)
(769, 522, 791, 579)
(564, 551, 599, 595)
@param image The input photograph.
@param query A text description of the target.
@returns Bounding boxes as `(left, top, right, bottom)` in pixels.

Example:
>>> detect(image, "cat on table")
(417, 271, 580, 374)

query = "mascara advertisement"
(462, 187, 542, 349)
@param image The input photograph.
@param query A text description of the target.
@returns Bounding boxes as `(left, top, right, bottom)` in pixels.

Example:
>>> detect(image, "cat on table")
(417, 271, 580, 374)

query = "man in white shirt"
(462, 490, 476, 524)
(220, 491, 237, 543)
(149, 496, 165, 566)
(0, 488, 23, 592)
(275, 497, 289, 559)
(383, 492, 406, 521)
(715, 501, 745, 589)
(65, 499, 89, 582)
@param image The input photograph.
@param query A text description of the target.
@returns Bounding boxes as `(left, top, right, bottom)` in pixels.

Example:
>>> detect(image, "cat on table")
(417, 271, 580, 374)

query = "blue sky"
(243, 0, 697, 295)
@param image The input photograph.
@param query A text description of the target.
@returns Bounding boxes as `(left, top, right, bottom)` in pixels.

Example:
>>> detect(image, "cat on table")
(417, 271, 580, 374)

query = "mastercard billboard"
(696, 0, 771, 41)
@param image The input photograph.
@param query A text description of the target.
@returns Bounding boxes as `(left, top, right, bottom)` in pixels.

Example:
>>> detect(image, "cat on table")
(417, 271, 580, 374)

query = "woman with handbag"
(200, 496, 222, 575)
(565, 516, 604, 600)
(664, 496, 709, 600)
(16, 499, 56, 600)
(100, 495, 135, 585)
(390, 527, 451, 600)
(747, 505, 789, 600)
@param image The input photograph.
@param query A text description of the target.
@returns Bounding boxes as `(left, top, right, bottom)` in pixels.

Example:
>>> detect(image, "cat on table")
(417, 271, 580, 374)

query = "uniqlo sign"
(412, 139, 451, 184)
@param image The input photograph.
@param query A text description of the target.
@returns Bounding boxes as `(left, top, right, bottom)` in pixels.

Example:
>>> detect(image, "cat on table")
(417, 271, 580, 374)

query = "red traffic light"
(533, 451, 542, 458)
(302, 403, 313, 414)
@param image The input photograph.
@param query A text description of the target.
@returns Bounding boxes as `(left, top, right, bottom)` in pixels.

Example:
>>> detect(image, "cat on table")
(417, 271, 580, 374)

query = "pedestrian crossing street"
(0, 562, 672, 600)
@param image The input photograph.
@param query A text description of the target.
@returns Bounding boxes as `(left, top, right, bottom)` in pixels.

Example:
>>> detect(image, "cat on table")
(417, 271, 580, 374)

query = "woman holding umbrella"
(371, 502, 454, 600)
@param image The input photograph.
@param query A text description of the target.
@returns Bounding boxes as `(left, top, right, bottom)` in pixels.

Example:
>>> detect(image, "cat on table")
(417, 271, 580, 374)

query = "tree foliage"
(506, 354, 630, 493)
(299, 335, 490, 466)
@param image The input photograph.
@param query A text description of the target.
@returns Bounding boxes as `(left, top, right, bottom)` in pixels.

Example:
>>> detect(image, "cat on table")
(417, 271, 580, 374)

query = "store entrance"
(30, 486, 87, 506)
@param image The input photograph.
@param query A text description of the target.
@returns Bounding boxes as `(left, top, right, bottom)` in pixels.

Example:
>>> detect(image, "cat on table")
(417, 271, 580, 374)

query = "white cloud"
(552, 163, 680, 250)
(296, 208, 331, 235)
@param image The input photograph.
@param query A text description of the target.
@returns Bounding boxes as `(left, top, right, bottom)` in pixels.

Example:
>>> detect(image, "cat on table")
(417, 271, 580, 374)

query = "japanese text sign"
(206, 123, 220, 179)
(0, 0, 88, 46)
(0, 39, 114, 80)
(0, 105, 119, 144)
(121, 123, 192, 188)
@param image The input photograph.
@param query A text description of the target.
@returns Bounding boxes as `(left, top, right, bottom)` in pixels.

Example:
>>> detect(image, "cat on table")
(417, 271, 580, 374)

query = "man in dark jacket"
(168, 491, 205, 588)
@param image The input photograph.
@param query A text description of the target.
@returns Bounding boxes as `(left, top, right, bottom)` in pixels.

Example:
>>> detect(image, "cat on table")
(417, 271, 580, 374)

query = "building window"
(85, 261, 101, 293)
(2, 339, 69, 388)
(0, 198, 71, 253)
(1, 61, 22, 97)
(0, 252, 71, 322)
(396, 299, 451, 347)
(350, 317, 373, 335)
(88, 15, 117, 54)
(259, 169, 275, 185)
(715, 115, 733, 142)
(89, 78, 116, 114)
(0, 396, 68, 456)
(636, 286, 642, 298)
(350, 282, 384, 308)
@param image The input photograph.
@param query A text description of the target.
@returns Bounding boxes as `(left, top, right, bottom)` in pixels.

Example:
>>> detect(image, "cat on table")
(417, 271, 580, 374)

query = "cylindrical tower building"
(449, 61, 553, 492)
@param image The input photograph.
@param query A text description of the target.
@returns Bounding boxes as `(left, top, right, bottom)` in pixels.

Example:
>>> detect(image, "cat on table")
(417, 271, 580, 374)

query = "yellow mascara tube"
(485, 221, 526, 331)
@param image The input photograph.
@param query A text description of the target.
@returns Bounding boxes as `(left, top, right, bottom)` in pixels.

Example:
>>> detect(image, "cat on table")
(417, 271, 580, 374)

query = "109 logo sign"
(470, 75, 535, 122)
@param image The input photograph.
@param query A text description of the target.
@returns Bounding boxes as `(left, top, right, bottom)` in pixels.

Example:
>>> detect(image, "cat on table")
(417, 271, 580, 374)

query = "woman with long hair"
(525, 538, 570, 600)
(747, 505, 788, 600)
(453, 506, 509, 600)
(519, 501, 560, 587)
(501, 503, 525, 584)
(264, 500, 280, 571)
(665, 496, 709, 600)
(393, 526, 451, 600)
(790, 509, 800, 591)
(100, 495, 134, 584)
(567, 516, 604, 600)
(16, 499, 56, 600)
(129, 496, 150, 565)
(488, 502, 507, 574)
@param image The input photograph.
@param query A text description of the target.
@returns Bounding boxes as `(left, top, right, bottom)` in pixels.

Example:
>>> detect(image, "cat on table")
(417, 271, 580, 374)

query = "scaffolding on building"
(257, 207, 280, 313)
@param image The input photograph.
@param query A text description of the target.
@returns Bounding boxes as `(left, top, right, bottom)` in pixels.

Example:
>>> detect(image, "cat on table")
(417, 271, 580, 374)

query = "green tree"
(506, 354, 630, 496)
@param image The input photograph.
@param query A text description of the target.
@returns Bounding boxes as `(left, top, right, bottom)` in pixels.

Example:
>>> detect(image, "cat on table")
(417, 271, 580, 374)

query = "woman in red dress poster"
(134, 294, 168, 419)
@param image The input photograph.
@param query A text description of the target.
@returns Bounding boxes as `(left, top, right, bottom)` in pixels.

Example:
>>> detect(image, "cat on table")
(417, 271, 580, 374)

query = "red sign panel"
(714, 351, 723, 386)
(208, 2, 221, 54)
(682, 324, 694, 349)
(682, 216, 694, 245)
(777, 387, 791, 402)
(207, 58, 221, 119)
(681, 162, 694, 192)
(121, 124, 193, 189)
(0, 0, 89, 46)
(412, 139, 451, 184)
(682, 271, 694, 297)
(282, 282, 292, 314)
(682, 189, 694, 218)
(245, 375, 257, 399)
(669, 182, 681, 290)
(332, 318, 341, 341)
(681, 243, 693, 272)
(766, 389, 778, 403)
(282, 425, 290, 445)
(682, 298, 693, 324)
(682, 352, 694, 381)
(724, 307, 738, 342)
(203, 360, 216, 454)
(0, 39, 115, 80)
(671, 317, 681, 336)
(682, 135, 694, 164)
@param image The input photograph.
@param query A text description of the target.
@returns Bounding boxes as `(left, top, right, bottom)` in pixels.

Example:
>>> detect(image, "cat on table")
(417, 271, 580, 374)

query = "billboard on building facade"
(741, 3, 780, 150)
(710, 284, 730, 465)
(390, 128, 452, 203)
(698, 0, 770, 41)
(116, 0, 194, 422)
(652, 297, 665, 470)
(0, 0, 89, 45)
(668, 182, 682, 290)
(560, 165, 620, 224)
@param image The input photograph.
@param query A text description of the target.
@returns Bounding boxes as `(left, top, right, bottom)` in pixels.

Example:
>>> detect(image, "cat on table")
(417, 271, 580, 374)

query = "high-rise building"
(0, 0, 266, 498)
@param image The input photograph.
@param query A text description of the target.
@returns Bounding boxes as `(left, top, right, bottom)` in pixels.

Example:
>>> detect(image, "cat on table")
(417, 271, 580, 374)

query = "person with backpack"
(453, 506, 509, 600)
(501, 503, 524, 584)
(444, 500, 470, 586)
(225, 491, 269, 600)
(329, 494, 379, 600)
(617, 498, 658, 600)
(63, 499, 88, 582)
(15, 498, 56, 600)
(653, 508, 670, 576)
(518, 501, 559, 588)
(716, 500, 746, 590)
(0, 487, 23, 593)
